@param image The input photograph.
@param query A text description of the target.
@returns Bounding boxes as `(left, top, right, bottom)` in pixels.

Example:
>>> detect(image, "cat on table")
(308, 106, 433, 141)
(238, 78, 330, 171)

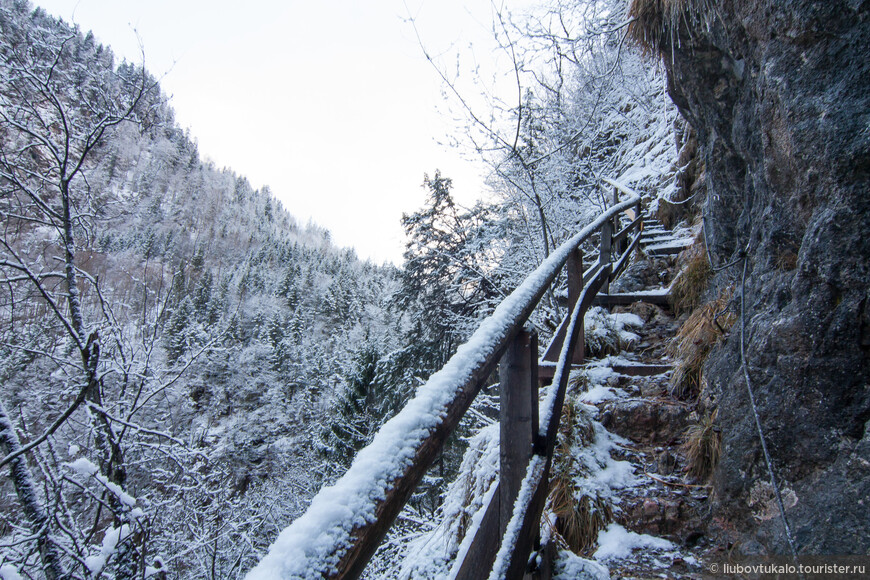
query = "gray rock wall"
(651, 0, 870, 554)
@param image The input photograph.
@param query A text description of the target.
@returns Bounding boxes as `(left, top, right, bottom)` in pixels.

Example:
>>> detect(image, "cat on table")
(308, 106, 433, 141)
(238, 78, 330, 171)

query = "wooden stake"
(566, 249, 585, 364)
(599, 221, 613, 295)
(500, 328, 538, 537)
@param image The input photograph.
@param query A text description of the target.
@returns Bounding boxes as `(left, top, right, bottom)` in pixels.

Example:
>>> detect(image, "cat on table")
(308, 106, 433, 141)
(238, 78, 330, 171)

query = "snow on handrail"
(539, 263, 609, 446)
(245, 191, 640, 580)
(602, 176, 642, 200)
(486, 455, 548, 580)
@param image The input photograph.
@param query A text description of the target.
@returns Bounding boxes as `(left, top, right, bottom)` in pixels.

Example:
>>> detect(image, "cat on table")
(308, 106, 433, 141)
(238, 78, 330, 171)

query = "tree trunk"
(62, 181, 137, 579)
(0, 400, 68, 580)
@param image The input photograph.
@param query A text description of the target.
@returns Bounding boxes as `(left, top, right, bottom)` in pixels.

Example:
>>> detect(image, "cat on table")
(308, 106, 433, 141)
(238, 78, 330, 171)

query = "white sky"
(33, 0, 534, 264)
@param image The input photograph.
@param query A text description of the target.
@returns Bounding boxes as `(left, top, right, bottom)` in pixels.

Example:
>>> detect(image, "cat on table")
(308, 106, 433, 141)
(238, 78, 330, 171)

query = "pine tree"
(165, 296, 195, 363)
(400, 171, 500, 373)
(323, 342, 381, 467)
(193, 270, 213, 316)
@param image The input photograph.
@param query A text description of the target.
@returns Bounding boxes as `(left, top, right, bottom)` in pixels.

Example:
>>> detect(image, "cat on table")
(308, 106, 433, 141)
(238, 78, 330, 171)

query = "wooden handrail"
(602, 175, 641, 199)
(614, 215, 642, 246)
(540, 263, 611, 453)
(612, 231, 642, 281)
(456, 259, 612, 579)
(245, 182, 643, 580)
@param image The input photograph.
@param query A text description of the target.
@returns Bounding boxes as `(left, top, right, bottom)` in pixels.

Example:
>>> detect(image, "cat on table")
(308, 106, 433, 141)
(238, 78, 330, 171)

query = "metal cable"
(739, 251, 801, 564)
(685, 134, 800, 566)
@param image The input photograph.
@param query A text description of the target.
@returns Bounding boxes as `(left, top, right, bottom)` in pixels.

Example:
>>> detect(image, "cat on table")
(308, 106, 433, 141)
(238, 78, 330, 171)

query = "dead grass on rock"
(668, 288, 736, 399)
(627, 0, 686, 55)
(682, 408, 721, 481)
(656, 197, 681, 229)
(670, 244, 712, 316)
(627, 0, 712, 56)
(627, 301, 662, 324)
(548, 397, 612, 555)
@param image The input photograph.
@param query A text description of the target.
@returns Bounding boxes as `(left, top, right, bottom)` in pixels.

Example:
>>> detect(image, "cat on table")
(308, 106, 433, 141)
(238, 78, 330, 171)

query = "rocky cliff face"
(631, 0, 870, 555)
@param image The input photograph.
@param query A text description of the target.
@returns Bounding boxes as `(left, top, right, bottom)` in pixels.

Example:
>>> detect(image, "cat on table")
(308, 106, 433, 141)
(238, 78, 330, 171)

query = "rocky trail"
(556, 217, 723, 579)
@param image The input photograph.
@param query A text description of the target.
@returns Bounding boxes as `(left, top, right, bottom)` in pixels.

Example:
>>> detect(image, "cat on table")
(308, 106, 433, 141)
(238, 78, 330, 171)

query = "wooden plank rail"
(470, 261, 611, 580)
(614, 215, 642, 247)
(500, 329, 538, 537)
(245, 180, 644, 580)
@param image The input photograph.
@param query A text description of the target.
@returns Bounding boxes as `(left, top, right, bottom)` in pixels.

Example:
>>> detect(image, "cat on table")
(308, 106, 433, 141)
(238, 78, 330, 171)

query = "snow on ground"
(594, 522, 675, 560)
(644, 238, 693, 252)
(614, 103, 680, 210)
(576, 355, 641, 404)
(611, 312, 645, 328)
(549, 399, 686, 578)
(585, 364, 615, 386)
(553, 550, 610, 580)
(0, 564, 23, 580)
(556, 315, 702, 578)
(580, 383, 624, 404)
(572, 419, 638, 500)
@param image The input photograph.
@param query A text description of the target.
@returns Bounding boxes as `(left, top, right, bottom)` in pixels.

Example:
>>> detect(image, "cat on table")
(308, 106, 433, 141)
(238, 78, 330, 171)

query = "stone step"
(599, 397, 691, 446)
(640, 228, 671, 236)
(640, 234, 678, 245)
(612, 363, 673, 376)
(537, 361, 584, 380)
(592, 289, 671, 306)
(640, 235, 671, 243)
(644, 238, 693, 256)
(640, 237, 672, 245)
(555, 276, 713, 576)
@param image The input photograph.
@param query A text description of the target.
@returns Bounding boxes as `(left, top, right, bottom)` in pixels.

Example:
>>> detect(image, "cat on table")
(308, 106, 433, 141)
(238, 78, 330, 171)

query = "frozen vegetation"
(0, 0, 689, 577)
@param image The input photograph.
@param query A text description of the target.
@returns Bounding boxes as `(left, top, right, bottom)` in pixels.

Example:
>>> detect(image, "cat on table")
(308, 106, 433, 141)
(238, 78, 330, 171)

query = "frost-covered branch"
(0, 399, 69, 579)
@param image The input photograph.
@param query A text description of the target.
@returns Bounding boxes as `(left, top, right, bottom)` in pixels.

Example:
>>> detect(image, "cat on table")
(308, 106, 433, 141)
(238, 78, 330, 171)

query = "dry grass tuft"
(626, 0, 686, 56)
(549, 474, 613, 554)
(568, 371, 591, 397)
(774, 249, 799, 271)
(656, 197, 681, 229)
(670, 245, 712, 316)
(628, 301, 661, 323)
(584, 307, 641, 357)
(556, 395, 595, 451)
(668, 288, 735, 399)
(627, 0, 713, 56)
(547, 397, 612, 554)
(683, 408, 721, 481)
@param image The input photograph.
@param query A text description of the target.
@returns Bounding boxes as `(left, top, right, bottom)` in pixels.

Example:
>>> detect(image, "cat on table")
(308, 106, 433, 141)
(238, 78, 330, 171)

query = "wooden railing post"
(566, 248, 585, 365)
(499, 328, 538, 537)
(614, 186, 627, 255)
(599, 221, 613, 295)
(638, 199, 645, 233)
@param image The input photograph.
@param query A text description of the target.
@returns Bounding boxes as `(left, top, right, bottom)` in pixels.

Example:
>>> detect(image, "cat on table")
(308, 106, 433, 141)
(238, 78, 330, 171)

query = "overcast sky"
(33, 0, 534, 264)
